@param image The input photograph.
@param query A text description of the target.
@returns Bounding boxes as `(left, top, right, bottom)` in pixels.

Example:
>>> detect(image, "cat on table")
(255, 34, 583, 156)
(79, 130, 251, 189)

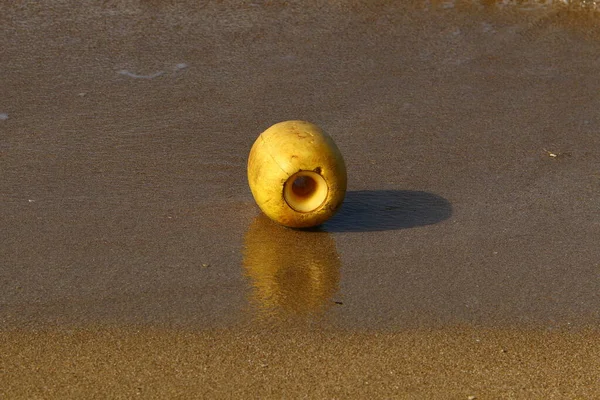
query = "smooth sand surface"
(2, 0, 600, 397)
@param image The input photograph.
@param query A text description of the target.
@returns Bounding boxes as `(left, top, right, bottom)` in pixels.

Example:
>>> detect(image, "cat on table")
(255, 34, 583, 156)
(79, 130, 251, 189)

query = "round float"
(247, 120, 347, 228)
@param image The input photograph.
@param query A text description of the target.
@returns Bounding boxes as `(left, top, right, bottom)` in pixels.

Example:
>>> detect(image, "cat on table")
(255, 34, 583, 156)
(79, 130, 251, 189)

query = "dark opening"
(292, 176, 316, 198)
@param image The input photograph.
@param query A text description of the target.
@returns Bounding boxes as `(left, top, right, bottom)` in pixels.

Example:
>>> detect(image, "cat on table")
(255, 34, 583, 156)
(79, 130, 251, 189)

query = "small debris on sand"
(544, 148, 558, 158)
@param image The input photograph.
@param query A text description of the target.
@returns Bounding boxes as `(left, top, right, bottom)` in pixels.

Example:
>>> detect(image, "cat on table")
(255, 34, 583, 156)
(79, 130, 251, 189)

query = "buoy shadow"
(321, 190, 452, 233)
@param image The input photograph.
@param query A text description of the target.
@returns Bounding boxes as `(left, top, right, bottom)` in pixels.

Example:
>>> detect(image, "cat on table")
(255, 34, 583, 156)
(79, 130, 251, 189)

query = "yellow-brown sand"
(2, 326, 599, 399)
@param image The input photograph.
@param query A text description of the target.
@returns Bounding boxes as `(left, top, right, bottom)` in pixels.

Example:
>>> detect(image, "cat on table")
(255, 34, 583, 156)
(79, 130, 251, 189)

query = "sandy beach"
(2, 0, 600, 397)
(3, 325, 600, 399)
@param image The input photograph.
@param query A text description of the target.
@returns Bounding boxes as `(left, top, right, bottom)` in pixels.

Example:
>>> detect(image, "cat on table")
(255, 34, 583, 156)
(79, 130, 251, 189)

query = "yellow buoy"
(247, 120, 347, 228)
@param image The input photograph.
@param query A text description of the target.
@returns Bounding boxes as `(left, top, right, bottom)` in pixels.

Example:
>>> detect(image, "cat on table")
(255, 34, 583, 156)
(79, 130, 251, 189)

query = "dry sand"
(2, 0, 600, 397)
(2, 325, 600, 399)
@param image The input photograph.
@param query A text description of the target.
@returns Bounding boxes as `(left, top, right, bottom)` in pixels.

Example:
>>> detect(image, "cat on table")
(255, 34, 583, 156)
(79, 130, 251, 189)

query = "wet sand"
(2, 0, 600, 397)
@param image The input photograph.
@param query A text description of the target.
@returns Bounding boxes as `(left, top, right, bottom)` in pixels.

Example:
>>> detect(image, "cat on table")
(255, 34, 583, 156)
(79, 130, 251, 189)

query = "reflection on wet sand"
(242, 214, 340, 320)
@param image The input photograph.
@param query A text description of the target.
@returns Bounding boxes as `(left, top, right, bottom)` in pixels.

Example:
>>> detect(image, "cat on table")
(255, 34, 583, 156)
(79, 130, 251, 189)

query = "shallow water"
(2, 1, 600, 332)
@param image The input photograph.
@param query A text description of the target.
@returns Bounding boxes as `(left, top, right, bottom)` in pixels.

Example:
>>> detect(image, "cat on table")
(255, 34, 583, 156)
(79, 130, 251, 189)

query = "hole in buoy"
(284, 171, 328, 213)
(291, 176, 316, 198)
